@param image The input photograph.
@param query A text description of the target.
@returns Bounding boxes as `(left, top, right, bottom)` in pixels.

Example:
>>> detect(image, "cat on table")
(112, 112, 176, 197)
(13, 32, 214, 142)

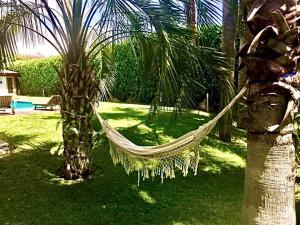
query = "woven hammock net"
(95, 87, 247, 184)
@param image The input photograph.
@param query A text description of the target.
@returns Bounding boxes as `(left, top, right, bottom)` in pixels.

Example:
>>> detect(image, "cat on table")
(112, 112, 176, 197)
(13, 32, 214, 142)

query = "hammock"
(94, 87, 247, 184)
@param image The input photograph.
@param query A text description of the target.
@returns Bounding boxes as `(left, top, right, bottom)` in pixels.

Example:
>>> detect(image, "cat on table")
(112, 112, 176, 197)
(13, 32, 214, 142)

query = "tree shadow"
(201, 137, 246, 159)
(0, 131, 36, 147)
(99, 108, 213, 145)
(100, 107, 148, 121)
(0, 126, 245, 225)
(37, 114, 61, 120)
(98, 108, 245, 161)
(3, 105, 300, 225)
(0, 106, 258, 225)
(5, 106, 300, 224)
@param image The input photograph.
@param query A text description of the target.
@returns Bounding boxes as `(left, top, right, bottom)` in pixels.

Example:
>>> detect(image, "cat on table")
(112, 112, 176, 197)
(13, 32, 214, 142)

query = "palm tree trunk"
(236, 0, 248, 129)
(59, 50, 98, 179)
(221, 0, 236, 61)
(236, 67, 247, 129)
(242, 83, 297, 225)
(241, 1, 299, 223)
(186, 0, 196, 32)
(219, 0, 238, 142)
(60, 96, 94, 179)
(237, 27, 251, 129)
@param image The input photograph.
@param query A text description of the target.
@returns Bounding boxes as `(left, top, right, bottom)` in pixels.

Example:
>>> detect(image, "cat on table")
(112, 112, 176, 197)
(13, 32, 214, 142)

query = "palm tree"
(221, 0, 239, 68)
(3, 0, 224, 180)
(186, 0, 196, 31)
(2, 0, 191, 179)
(241, 1, 299, 224)
(236, 0, 249, 129)
(183, 0, 236, 142)
(0, 1, 40, 68)
(219, 0, 239, 142)
(121, 0, 229, 120)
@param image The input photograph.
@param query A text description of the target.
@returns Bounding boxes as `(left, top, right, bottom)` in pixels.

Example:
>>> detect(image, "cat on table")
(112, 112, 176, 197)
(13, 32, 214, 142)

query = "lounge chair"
(32, 95, 60, 110)
(0, 96, 15, 115)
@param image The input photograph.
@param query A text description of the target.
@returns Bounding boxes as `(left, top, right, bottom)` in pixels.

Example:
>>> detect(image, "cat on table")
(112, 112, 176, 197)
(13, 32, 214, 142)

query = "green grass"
(0, 102, 250, 225)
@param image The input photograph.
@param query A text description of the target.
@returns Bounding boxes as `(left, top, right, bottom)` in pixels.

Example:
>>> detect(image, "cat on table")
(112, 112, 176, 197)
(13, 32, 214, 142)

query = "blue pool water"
(11, 100, 34, 110)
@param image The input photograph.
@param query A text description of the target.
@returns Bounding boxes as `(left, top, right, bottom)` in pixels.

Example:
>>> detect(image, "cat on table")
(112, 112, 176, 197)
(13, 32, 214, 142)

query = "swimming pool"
(11, 100, 34, 111)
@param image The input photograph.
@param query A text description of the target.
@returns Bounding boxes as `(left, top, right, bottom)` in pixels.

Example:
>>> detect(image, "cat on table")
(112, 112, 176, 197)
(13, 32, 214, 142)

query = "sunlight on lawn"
(0, 102, 247, 225)
(201, 145, 245, 173)
(0, 113, 62, 151)
(138, 191, 157, 204)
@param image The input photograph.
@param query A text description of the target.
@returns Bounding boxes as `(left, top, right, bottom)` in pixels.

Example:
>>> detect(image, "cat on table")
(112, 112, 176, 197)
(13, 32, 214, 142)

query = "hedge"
(112, 42, 156, 104)
(9, 57, 61, 96)
(112, 25, 222, 106)
(9, 25, 221, 105)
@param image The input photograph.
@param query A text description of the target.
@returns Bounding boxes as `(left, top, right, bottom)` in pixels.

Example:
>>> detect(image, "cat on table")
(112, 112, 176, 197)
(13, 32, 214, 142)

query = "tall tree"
(0, 1, 39, 68)
(0, 0, 231, 180)
(241, 1, 299, 224)
(183, 0, 236, 142)
(186, 0, 196, 31)
(219, 0, 239, 142)
(117, 0, 228, 120)
(236, 0, 249, 129)
(5, 0, 189, 179)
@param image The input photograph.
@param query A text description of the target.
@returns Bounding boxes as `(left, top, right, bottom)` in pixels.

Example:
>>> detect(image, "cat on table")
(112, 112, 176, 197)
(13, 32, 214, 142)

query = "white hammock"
(94, 87, 247, 183)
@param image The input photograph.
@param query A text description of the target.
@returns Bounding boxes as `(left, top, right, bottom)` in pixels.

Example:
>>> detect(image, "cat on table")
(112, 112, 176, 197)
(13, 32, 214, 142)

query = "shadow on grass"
(99, 107, 213, 146)
(0, 107, 255, 225)
(0, 138, 245, 225)
(201, 138, 246, 159)
(5, 149, 297, 225)
(0, 131, 36, 147)
(36, 114, 61, 120)
(2, 106, 300, 225)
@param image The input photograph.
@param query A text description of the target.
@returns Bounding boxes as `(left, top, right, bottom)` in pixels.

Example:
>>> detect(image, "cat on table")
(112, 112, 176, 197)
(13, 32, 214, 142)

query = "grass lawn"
(0, 102, 297, 225)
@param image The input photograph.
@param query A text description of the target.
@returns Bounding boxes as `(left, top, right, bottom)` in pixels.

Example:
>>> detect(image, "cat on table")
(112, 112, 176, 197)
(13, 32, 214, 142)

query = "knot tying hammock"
(93, 87, 247, 184)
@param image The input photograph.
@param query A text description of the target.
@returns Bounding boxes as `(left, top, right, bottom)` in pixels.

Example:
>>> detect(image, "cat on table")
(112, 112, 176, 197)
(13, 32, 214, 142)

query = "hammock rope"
(93, 86, 247, 184)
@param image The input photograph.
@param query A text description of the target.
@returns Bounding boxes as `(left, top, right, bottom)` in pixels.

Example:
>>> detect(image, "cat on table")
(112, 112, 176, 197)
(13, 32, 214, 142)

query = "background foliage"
(112, 42, 157, 104)
(9, 56, 61, 96)
(10, 25, 222, 109)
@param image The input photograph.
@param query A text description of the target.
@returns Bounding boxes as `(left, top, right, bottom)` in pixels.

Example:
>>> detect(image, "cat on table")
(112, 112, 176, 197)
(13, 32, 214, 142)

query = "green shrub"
(112, 42, 156, 104)
(9, 25, 221, 105)
(111, 26, 222, 107)
(198, 25, 222, 50)
(9, 57, 61, 96)
(113, 43, 141, 102)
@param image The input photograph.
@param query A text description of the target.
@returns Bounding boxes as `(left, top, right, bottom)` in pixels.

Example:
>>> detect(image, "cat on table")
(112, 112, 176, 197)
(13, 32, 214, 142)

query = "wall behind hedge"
(9, 56, 61, 96)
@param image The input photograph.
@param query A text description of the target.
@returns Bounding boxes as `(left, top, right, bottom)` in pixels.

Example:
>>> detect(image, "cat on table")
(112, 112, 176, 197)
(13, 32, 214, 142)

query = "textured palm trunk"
(60, 90, 94, 179)
(241, 0, 300, 224)
(186, 0, 196, 32)
(236, 72, 247, 129)
(59, 45, 98, 179)
(243, 83, 297, 225)
(236, 0, 249, 129)
(219, 0, 238, 142)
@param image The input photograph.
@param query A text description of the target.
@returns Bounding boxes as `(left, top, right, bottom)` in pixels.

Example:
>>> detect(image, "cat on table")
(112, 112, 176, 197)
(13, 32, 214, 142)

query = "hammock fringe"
(109, 139, 200, 185)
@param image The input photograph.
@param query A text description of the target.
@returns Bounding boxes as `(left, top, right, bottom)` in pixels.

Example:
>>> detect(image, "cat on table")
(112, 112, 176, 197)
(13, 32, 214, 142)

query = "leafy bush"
(112, 43, 141, 102)
(111, 26, 223, 109)
(112, 41, 156, 104)
(9, 57, 61, 96)
(197, 25, 222, 50)
(9, 25, 222, 106)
